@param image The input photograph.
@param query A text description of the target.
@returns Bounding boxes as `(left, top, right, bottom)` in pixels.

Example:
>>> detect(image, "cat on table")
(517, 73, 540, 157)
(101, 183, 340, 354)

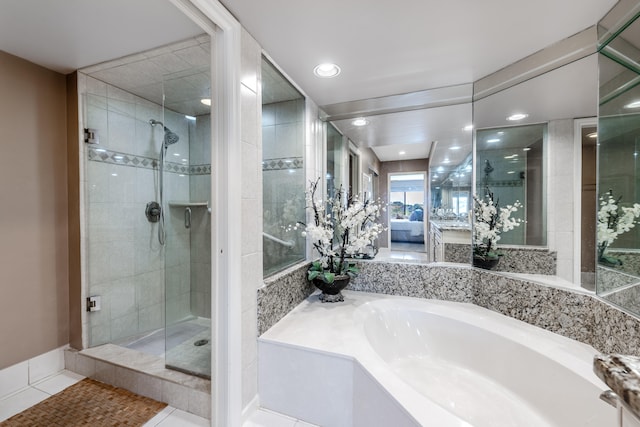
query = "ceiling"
(0, 0, 618, 164)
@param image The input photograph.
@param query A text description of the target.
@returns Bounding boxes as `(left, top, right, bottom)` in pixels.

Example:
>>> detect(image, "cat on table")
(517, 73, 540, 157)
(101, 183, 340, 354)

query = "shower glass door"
(162, 63, 212, 378)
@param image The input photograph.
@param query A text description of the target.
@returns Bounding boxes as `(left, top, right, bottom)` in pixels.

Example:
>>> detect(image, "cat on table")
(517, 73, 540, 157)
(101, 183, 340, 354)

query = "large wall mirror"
(596, 1, 640, 315)
(328, 96, 473, 259)
(473, 42, 598, 280)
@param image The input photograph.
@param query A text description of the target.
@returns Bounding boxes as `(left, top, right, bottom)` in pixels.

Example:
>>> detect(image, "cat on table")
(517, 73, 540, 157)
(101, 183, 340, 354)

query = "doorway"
(389, 172, 426, 253)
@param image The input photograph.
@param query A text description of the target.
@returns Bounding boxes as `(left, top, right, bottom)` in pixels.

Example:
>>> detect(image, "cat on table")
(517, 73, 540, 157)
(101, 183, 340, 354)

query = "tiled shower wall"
(81, 74, 194, 346)
(189, 114, 212, 318)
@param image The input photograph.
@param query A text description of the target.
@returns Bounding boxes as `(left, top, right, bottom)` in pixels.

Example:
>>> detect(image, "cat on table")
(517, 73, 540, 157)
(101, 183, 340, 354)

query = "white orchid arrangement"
(473, 187, 523, 259)
(291, 178, 384, 283)
(597, 190, 640, 265)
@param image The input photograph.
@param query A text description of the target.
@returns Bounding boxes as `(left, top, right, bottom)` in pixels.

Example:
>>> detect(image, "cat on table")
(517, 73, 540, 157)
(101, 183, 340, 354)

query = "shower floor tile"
(117, 318, 210, 358)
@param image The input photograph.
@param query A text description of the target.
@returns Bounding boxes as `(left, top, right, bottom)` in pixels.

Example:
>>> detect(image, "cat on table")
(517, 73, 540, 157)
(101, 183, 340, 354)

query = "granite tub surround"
(605, 250, 640, 277)
(348, 261, 474, 303)
(258, 261, 315, 335)
(256, 259, 640, 357)
(492, 246, 557, 275)
(593, 354, 640, 420)
(444, 243, 471, 263)
(601, 283, 640, 315)
(473, 269, 594, 345)
(598, 265, 640, 293)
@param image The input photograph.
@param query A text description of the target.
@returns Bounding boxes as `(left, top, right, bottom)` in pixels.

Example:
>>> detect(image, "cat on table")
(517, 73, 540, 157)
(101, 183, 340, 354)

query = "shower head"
(150, 119, 179, 148)
(163, 128, 179, 147)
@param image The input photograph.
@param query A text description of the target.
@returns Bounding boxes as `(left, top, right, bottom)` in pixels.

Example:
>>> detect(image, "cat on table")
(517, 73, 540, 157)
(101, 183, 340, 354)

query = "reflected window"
(475, 124, 547, 246)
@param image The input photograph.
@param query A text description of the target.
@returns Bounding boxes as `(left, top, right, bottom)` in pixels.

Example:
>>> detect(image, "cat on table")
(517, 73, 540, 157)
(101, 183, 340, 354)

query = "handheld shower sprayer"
(149, 118, 180, 245)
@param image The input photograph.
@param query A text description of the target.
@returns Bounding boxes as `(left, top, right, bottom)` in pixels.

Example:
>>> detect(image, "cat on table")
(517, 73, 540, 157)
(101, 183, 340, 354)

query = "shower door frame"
(169, 1, 242, 426)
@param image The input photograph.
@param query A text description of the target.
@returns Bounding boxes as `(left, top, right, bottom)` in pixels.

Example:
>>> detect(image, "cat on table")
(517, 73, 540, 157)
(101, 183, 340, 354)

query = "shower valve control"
(86, 296, 101, 312)
(146, 201, 161, 223)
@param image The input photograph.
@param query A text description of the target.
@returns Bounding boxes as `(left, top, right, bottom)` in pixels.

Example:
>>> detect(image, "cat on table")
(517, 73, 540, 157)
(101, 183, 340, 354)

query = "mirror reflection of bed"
(389, 173, 426, 253)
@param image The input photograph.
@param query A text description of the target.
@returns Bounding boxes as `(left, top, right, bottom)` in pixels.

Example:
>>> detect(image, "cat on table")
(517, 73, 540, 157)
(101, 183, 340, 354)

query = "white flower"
(597, 191, 640, 248)
(473, 188, 523, 257)
(290, 178, 385, 275)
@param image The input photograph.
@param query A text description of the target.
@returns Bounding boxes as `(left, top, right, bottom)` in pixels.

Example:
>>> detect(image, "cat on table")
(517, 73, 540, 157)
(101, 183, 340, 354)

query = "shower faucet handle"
(145, 201, 162, 223)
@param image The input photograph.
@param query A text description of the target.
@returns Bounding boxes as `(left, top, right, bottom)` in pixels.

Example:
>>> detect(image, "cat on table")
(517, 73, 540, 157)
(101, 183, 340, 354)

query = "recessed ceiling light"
(587, 132, 597, 138)
(507, 113, 528, 121)
(313, 63, 341, 78)
(352, 118, 369, 126)
(185, 115, 196, 121)
(523, 147, 532, 151)
(173, 153, 180, 157)
(399, 151, 406, 155)
(625, 100, 640, 109)
(463, 125, 473, 131)
(443, 158, 451, 164)
(437, 166, 445, 172)
(507, 171, 516, 174)
(487, 138, 500, 143)
(449, 146, 461, 150)
(201, 98, 211, 106)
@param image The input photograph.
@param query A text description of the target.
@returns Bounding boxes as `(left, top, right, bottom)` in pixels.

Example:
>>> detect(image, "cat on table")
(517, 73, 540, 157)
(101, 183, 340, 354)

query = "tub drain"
(194, 339, 209, 347)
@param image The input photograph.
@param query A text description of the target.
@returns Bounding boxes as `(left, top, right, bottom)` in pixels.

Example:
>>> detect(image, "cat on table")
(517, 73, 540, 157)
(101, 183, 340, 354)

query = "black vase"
(473, 256, 500, 270)
(312, 275, 351, 303)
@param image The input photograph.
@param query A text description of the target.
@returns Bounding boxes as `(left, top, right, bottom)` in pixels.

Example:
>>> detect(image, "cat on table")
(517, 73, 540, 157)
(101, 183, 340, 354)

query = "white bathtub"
(259, 291, 614, 427)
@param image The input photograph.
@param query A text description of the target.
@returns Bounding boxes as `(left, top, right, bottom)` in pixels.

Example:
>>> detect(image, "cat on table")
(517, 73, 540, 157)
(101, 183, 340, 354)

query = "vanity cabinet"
(429, 221, 471, 263)
(429, 222, 444, 262)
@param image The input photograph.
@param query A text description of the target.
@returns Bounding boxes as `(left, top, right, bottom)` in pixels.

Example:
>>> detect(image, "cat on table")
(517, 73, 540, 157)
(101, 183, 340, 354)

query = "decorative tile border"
(87, 147, 211, 175)
(262, 157, 303, 171)
(257, 259, 640, 356)
(189, 164, 212, 175)
(485, 179, 523, 187)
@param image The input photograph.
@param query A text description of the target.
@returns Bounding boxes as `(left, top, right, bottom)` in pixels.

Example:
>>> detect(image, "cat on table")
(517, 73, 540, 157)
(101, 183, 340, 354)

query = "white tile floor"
(376, 247, 429, 263)
(0, 369, 317, 427)
(243, 408, 318, 427)
(0, 370, 209, 427)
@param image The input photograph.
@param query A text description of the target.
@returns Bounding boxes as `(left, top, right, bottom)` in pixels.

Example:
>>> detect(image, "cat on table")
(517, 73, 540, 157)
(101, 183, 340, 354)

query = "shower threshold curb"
(75, 344, 210, 392)
(64, 345, 211, 419)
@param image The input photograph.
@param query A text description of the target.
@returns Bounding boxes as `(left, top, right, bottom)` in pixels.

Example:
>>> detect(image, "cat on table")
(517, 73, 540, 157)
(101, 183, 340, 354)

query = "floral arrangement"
(597, 190, 640, 266)
(291, 178, 384, 283)
(473, 187, 523, 260)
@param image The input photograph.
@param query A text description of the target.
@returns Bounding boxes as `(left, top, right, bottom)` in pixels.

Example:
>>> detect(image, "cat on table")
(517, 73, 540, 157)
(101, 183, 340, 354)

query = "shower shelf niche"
(168, 200, 211, 213)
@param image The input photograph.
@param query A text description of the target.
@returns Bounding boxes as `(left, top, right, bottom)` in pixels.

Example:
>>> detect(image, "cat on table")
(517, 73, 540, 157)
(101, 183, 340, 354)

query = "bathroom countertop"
(429, 220, 471, 231)
(594, 354, 640, 418)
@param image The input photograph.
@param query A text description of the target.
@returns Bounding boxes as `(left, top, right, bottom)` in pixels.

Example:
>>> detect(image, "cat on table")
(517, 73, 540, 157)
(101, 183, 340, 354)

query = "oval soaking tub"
(357, 298, 612, 426)
(258, 291, 614, 427)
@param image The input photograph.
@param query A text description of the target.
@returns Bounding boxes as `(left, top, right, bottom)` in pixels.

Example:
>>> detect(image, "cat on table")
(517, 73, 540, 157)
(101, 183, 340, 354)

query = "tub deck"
(258, 290, 613, 427)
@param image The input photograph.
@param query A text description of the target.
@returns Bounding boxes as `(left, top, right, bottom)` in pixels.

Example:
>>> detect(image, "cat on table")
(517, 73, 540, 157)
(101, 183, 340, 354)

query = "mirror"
(329, 99, 473, 261)
(472, 48, 597, 279)
(596, 2, 640, 313)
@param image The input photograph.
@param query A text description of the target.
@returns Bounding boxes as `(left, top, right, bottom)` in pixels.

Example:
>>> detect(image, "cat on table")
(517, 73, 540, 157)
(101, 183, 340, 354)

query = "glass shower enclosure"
(82, 35, 212, 379)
